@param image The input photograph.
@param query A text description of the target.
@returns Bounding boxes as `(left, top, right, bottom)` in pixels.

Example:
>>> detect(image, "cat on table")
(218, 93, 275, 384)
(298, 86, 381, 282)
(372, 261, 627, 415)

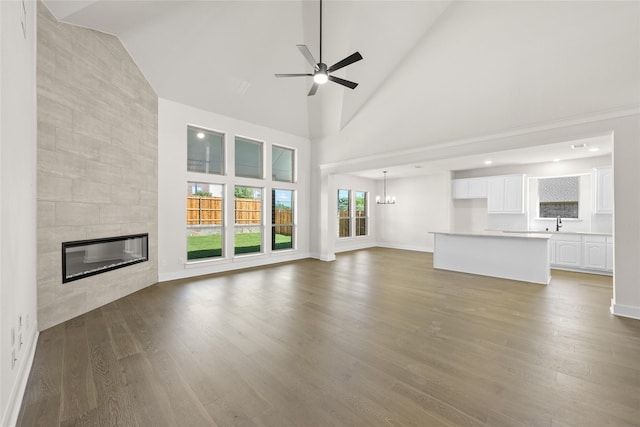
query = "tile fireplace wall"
(36, 2, 158, 330)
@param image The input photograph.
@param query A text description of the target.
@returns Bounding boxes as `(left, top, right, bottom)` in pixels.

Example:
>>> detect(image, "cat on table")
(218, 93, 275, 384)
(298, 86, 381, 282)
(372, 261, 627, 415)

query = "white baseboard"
(159, 251, 311, 282)
(376, 242, 434, 253)
(334, 241, 377, 254)
(314, 253, 336, 262)
(610, 300, 640, 320)
(4, 327, 39, 427)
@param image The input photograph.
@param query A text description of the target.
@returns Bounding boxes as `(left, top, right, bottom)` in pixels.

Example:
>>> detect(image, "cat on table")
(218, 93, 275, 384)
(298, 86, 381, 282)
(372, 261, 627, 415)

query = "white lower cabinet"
(584, 236, 607, 270)
(549, 234, 612, 274)
(554, 236, 582, 268)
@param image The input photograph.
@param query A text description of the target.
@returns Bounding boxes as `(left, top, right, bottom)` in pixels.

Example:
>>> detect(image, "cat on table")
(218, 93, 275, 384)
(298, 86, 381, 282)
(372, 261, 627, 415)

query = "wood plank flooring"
(17, 248, 640, 426)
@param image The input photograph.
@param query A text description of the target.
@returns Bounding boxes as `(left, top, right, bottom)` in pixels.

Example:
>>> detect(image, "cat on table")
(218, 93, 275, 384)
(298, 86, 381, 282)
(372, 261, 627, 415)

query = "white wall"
(612, 120, 640, 319)
(376, 173, 451, 252)
(331, 174, 377, 253)
(453, 155, 613, 233)
(158, 99, 311, 281)
(0, 1, 38, 425)
(452, 199, 488, 232)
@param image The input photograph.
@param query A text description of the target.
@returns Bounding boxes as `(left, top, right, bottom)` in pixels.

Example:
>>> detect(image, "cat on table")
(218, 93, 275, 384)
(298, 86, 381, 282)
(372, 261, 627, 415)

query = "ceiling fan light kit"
(275, 0, 363, 96)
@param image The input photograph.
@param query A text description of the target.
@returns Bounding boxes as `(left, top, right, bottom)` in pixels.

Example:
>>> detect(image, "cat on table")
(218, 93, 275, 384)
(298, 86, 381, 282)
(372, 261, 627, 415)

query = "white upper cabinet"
(469, 178, 488, 198)
(452, 177, 487, 199)
(594, 166, 613, 214)
(487, 175, 525, 214)
(452, 179, 469, 199)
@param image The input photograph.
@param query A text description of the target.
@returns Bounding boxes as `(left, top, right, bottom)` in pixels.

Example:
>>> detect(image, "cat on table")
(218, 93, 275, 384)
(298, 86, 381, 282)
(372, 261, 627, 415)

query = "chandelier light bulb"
(376, 171, 396, 205)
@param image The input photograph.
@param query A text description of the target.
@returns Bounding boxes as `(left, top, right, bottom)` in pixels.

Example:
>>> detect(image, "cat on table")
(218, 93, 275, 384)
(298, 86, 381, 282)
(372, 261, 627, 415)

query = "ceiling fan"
(275, 0, 363, 96)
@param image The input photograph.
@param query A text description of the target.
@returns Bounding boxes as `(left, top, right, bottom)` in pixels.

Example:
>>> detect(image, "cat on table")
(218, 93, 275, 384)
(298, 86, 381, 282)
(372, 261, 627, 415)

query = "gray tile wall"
(37, 2, 158, 330)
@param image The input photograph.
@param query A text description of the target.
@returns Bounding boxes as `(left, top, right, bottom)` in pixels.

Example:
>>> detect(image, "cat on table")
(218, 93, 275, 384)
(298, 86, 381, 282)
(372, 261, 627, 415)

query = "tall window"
(272, 189, 294, 251)
(538, 176, 579, 218)
(272, 146, 294, 182)
(186, 182, 223, 260)
(187, 126, 224, 175)
(338, 189, 350, 238)
(235, 137, 263, 179)
(355, 191, 368, 236)
(235, 186, 262, 254)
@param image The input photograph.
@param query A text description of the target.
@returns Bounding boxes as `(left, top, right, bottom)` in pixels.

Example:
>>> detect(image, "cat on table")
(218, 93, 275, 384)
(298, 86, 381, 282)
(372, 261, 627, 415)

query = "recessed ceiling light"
(588, 147, 601, 152)
(553, 159, 561, 162)
(197, 132, 205, 139)
(571, 143, 587, 149)
(484, 160, 492, 165)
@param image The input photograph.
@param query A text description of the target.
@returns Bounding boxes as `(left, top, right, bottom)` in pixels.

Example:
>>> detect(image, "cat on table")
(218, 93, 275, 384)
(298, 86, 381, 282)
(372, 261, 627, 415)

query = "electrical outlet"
(11, 350, 16, 369)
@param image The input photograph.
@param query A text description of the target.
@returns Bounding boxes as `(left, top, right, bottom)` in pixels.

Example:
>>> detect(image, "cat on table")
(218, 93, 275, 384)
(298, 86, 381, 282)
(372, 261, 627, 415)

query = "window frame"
(337, 189, 351, 238)
(271, 145, 295, 183)
(537, 176, 581, 219)
(235, 136, 264, 180)
(234, 185, 264, 255)
(186, 182, 225, 261)
(272, 189, 295, 251)
(187, 125, 225, 176)
(354, 191, 368, 237)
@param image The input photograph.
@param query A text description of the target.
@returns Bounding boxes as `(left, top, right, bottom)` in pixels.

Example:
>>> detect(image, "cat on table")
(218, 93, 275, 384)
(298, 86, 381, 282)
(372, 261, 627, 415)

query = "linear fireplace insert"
(62, 234, 148, 283)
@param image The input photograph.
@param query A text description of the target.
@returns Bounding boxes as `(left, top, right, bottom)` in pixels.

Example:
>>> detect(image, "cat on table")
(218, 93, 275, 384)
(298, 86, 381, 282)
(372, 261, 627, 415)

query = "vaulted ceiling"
(43, 1, 639, 175)
(43, 0, 452, 140)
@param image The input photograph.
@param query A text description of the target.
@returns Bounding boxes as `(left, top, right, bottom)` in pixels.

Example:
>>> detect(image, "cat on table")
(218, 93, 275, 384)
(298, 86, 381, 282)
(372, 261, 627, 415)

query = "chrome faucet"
(556, 216, 563, 232)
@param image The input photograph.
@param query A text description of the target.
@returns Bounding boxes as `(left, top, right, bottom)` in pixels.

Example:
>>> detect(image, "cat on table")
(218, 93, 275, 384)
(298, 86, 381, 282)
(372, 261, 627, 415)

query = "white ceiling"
(42, 1, 637, 179)
(42, 0, 451, 139)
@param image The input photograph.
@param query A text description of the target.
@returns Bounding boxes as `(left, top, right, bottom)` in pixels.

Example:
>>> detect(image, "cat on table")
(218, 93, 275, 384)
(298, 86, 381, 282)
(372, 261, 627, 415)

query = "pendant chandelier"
(376, 171, 396, 204)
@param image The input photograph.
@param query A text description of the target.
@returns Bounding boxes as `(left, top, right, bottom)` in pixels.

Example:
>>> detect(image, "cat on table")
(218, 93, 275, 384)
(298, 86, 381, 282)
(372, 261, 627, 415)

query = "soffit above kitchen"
(349, 135, 614, 180)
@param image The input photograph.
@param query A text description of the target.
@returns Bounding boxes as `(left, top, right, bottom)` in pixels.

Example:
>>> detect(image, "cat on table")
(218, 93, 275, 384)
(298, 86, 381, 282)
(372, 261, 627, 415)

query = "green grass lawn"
(187, 233, 292, 260)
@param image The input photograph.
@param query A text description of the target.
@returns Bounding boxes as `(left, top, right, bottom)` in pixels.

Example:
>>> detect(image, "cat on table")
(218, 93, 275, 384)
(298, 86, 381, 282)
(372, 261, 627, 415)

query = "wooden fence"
(273, 210, 292, 236)
(187, 196, 292, 235)
(187, 196, 222, 225)
(338, 211, 367, 237)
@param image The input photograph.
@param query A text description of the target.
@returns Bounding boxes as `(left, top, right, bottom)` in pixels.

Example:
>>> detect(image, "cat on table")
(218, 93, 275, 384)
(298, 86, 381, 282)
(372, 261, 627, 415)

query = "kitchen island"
(431, 231, 552, 285)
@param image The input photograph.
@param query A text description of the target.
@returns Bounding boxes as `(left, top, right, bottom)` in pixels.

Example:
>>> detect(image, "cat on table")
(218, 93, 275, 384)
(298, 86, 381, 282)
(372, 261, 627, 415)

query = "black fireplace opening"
(62, 234, 148, 283)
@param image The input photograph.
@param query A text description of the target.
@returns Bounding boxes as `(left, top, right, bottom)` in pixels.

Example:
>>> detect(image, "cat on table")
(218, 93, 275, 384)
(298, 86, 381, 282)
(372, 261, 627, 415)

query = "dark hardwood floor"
(17, 248, 640, 426)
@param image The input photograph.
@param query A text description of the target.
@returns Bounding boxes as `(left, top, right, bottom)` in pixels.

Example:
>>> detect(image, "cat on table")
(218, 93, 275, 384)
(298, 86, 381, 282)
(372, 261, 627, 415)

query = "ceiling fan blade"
(308, 83, 319, 96)
(297, 45, 319, 70)
(328, 75, 358, 90)
(275, 73, 312, 77)
(327, 51, 363, 73)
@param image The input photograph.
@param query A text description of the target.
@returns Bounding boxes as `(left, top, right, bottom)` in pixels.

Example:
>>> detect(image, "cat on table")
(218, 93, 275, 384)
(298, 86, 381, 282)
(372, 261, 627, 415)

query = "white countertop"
(431, 230, 552, 240)
(496, 229, 612, 237)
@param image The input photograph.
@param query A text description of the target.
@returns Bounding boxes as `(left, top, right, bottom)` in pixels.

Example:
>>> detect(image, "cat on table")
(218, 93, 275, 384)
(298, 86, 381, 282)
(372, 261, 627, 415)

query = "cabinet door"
(549, 239, 556, 264)
(555, 241, 581, 267)
(452, 179, 469, 199)
(468, 178, 488, 198)
(584, 243, 607, 270)
(595, 167, 613, 214)
(503, 175, 524, 213)
(487, 177, 505, 212)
